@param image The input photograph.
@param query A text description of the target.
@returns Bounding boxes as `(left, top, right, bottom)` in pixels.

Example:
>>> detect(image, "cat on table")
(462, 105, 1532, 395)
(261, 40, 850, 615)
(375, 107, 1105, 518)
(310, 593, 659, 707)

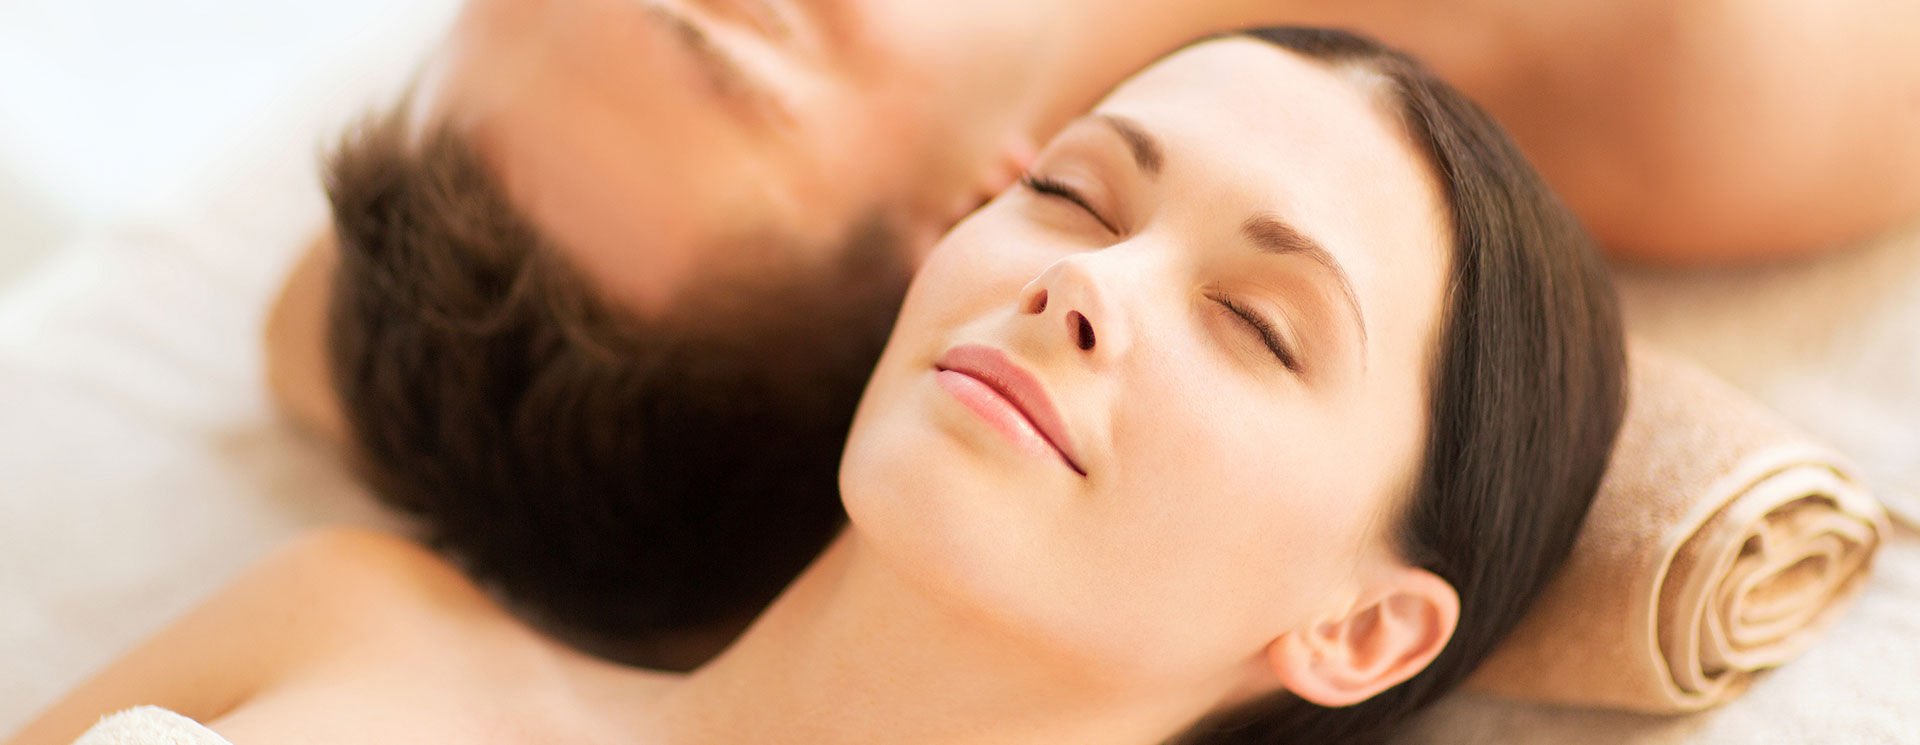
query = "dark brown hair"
(1170, 28, 1626, 745)
(323, 111, 910, 649)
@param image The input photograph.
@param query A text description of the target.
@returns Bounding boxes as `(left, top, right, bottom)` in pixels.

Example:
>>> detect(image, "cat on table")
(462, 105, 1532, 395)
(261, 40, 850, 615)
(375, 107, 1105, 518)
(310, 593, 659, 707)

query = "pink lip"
(934, 345, 1086, 476)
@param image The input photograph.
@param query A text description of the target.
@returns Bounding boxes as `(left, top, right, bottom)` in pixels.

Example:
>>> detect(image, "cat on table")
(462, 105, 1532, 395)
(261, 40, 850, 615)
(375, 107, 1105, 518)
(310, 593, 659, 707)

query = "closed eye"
(1021, 173, 1119, 235)
(1216, 296, 1302, 373)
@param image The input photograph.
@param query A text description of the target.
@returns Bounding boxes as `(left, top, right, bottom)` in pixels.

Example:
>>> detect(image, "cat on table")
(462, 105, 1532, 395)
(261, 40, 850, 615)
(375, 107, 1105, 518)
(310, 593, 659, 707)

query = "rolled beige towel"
(1465, 341, 1889, 713)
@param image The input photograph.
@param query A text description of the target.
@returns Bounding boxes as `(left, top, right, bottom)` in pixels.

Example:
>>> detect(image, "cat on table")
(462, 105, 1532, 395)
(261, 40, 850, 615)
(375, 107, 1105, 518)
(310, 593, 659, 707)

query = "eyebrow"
(1242, 215, 1370, 361)
(645, 4, 786, 122)
(1089, 114, 1369, 366)
(1094, 114, 1164, 176)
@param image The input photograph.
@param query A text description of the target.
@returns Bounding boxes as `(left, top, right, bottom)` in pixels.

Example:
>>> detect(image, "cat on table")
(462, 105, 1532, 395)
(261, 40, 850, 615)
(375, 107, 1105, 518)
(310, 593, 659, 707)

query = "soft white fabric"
(71, 707, 231, 745)
(0, 11, 443, 731)
(0, 10, 1915, 742)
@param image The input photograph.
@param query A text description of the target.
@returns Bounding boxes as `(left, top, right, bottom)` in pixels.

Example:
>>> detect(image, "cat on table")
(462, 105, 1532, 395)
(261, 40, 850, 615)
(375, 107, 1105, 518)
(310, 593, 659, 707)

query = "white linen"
(0, 9, 444, 730)
(71, 707, 231, 745)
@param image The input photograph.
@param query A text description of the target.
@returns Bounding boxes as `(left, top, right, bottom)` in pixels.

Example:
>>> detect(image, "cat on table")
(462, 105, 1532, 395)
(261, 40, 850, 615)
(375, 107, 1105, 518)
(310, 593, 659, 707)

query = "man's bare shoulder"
(257, 527, 513, 648)
(191, 529, 675, 745)
(2, 528, 511, 745)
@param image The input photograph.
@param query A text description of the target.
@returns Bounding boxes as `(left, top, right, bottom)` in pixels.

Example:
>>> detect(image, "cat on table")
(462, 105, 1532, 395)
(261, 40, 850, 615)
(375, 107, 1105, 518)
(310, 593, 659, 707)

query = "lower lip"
(935, 369, 1073, 470)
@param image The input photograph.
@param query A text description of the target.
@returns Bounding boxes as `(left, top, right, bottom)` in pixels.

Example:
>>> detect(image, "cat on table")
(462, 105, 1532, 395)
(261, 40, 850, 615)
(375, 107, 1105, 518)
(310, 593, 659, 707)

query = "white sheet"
(71, 707, 233, 745)
(1, 16, 1916, 742)
(0, 11, 441, 729)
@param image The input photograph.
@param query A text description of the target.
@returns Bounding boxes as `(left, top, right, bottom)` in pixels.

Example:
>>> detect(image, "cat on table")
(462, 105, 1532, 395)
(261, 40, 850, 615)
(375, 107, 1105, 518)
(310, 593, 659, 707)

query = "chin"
(839, 373, 1062, 615)
(842, 379, 996, 558)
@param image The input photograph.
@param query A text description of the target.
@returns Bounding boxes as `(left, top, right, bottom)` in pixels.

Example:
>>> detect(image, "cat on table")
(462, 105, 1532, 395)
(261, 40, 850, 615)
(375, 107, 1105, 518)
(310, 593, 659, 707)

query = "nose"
(945, 139, 1038, 228)
(1018, 256, 1129, 364)
(981, 136, 1037, 203)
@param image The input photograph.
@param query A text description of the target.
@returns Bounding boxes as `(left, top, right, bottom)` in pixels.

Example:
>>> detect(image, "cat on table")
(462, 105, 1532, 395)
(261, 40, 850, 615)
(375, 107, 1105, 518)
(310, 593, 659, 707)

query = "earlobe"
(264, 235, 350, 445)
(1265, 568, 1460, 708)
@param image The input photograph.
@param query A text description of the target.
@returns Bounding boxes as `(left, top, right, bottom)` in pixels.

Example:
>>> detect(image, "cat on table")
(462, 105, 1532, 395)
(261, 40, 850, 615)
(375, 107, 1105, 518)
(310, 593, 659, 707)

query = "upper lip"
(935, 344, 1086, 476)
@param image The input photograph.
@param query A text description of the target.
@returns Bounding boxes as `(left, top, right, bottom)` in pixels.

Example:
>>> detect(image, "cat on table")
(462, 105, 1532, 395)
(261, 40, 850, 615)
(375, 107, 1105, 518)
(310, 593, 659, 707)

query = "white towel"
(71, 707, 232, 745)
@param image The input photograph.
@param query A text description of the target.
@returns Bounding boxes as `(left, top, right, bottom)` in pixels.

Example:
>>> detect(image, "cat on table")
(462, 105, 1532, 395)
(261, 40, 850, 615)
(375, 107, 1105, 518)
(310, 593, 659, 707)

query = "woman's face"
(841, 38, 1452, 691)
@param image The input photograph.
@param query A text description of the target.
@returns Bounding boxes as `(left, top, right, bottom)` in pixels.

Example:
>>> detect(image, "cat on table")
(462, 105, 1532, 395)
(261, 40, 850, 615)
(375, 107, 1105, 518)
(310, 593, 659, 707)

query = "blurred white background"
(0, 1, 462, 729)
(0, 0, 459, 291)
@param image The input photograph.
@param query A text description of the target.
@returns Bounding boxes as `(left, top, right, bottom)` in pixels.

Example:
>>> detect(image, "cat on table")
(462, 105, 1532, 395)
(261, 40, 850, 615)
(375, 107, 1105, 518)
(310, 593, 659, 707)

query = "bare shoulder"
(251, 527, 515, 649)
(263, 527, 462, 598)
(3, 528, 506, 745)
(203, 531, 675, 745)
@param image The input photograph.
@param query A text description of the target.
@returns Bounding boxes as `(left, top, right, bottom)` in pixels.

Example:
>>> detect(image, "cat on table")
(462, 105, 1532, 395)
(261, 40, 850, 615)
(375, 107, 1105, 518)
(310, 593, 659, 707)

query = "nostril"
(1069, 311, 1095, 351)
(1026, 289, 1049, 314)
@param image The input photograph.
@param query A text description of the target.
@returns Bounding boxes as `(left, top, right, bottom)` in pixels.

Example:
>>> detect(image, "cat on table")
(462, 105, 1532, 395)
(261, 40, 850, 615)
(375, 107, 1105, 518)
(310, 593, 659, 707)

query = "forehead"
(1095, 37, 1450, 377)
(1099, 38, 1436, 229)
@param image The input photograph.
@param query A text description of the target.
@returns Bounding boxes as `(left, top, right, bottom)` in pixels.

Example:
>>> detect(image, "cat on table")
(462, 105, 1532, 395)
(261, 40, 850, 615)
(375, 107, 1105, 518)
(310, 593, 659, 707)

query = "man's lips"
(934, 344, 1086, 476)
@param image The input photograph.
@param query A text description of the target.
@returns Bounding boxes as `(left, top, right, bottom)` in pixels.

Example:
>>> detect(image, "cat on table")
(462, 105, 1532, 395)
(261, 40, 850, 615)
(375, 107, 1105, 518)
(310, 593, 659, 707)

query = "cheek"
(840, 212, 1063, 532)
(1090, 367, 1380, 633)
(793, 109, 900, 205)
(898, 208, 1063, 321)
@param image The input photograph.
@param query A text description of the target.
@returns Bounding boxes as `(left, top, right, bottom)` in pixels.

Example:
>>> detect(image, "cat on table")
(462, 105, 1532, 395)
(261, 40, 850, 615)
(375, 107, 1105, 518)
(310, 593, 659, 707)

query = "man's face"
(422, 0, 1044, 316)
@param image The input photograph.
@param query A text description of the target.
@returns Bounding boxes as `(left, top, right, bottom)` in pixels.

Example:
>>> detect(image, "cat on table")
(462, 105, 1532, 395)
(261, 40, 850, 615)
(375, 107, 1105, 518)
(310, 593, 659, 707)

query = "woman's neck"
(642, 532, 1232, 745)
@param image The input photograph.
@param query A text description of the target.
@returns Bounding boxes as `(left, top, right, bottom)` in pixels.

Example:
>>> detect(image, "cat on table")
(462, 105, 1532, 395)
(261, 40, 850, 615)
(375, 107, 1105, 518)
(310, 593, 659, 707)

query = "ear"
(1264, 567, 1459, 707)
(264, 234, 349, 444)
